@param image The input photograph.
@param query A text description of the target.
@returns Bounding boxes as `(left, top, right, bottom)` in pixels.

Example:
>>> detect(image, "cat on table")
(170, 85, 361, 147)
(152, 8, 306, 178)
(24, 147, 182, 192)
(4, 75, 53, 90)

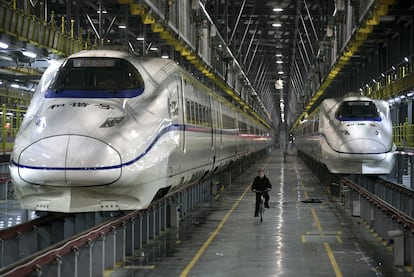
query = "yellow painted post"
(396, 124, 402, 147)
(408, 123, 414, 147)
(71, 17, 74, 38)
(61, 16, 65, 33)
(404, 119, 408, 147)
(16, 107, 20, 143)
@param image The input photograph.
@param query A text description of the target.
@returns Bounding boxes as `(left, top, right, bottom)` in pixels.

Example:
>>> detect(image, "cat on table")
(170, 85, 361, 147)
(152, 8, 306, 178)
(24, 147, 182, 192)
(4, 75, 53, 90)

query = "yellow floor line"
(324, 242, 343, 277)
(310, 203, 343, 276)
(179, 180, 252, 277)
(180, 159, 270, 277)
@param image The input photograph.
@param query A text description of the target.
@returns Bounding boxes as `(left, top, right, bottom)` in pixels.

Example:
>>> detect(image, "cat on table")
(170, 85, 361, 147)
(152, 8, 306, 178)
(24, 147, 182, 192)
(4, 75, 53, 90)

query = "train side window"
(201, 105, 206, 126)
(186, 99, 191, 123)
(314, 120, 319, 132)
(195, 102, 198, 125)
(192, 102, 196, 125)
(206, 107, 210, 126)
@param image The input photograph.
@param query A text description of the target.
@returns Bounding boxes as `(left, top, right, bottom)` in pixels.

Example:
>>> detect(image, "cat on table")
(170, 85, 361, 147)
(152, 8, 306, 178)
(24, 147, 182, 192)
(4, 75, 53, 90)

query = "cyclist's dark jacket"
(252, 175, 272, 191)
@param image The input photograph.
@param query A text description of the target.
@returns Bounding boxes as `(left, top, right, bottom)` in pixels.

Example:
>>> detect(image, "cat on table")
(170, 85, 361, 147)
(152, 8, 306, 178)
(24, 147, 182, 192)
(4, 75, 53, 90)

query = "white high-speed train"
(10, 50, 272, 213)
(292, 94, 395, 174)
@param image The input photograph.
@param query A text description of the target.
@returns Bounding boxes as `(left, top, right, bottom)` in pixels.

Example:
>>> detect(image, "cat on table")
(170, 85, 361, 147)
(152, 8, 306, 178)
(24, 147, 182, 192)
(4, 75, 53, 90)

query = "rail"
(0, 211, 139, 276)
(0, 175, 217, 275)
(340, 176, 414, 231)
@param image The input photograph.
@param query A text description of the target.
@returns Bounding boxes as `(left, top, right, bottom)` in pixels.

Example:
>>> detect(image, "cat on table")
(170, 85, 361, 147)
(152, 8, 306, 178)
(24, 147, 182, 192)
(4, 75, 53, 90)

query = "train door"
(210, 96, 216, 169)
(170, 75, 185, 151)
(235, 113, 240, 157)
(179, 76, 186, 151)
(218, 102, 223, 148)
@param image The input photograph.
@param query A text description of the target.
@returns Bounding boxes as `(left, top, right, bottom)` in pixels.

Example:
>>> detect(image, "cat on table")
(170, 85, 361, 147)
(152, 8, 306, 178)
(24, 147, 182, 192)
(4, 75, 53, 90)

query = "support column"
(224, 171, 231, 187)
(410, 156, 414, 190)
(170, 202, 181, 228)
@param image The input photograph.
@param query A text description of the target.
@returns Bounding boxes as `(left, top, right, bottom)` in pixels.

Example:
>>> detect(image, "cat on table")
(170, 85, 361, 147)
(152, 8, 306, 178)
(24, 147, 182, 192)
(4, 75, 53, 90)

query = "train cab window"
(335, 101, 381, 121)
(47, 58, 144, 98)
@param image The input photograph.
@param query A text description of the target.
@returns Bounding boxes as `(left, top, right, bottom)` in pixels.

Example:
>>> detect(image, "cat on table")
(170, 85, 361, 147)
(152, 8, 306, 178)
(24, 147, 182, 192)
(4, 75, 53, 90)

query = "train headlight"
(34, 116, 47, 129)
(100, 116, 124, 128)
(340, 130, 350, 136)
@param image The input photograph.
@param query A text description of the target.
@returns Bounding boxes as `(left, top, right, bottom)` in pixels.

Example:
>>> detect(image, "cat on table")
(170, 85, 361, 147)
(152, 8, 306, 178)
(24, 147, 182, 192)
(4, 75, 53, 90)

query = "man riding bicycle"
(252, 169, 272, 217)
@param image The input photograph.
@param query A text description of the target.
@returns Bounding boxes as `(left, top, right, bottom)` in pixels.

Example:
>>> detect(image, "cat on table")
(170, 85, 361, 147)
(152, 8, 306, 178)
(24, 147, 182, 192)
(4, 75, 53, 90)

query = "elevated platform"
(107, 149, 412, 276)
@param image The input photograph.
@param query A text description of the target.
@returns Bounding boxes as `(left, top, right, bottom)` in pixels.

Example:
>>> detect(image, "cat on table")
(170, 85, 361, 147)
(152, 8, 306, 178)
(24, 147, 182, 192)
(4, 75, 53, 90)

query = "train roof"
(69, 49, 135, 59)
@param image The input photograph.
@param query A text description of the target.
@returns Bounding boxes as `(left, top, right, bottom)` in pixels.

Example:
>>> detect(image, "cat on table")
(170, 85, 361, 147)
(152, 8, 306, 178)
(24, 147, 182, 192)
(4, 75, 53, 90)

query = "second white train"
(292, 94, 395, 174)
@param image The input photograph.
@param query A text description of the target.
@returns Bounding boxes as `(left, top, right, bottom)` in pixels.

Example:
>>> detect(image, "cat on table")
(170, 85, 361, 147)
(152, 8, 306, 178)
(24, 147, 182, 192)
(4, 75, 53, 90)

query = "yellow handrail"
(393, 122, 414, 148)
(1, 105, 25, 155)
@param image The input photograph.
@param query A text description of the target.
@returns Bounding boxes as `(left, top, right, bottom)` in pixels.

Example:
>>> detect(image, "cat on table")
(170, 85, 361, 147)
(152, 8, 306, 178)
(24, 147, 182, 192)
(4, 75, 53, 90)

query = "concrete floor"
(1, 149, 411, 276)
(77, 150, 411, 276)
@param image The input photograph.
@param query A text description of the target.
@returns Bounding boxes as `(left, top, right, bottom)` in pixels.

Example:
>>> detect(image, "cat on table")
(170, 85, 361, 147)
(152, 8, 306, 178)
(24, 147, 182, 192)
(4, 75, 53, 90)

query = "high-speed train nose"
(339, 139, 386, 154)
(18, 135, 121, 186)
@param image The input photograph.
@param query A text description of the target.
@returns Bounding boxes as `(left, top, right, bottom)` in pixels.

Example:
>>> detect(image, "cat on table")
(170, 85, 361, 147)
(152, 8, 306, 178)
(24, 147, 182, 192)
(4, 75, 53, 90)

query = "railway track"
(2, 155, 414, 275)
(300, 152, 414, 268)
(0, 178, 213, 276)
(0, 212, 119, 271)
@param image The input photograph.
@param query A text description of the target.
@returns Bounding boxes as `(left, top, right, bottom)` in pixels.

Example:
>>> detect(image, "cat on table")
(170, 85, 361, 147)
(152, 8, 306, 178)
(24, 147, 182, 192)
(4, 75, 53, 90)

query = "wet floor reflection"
(121, 201, 215, 273)
(0, 200, 38, 229)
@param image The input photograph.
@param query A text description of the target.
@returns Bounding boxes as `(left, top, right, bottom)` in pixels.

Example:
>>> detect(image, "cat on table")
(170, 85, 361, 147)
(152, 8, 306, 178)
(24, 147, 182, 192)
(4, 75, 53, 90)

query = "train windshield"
(46, 57, 144, 98)
(335, 101, 381, 121)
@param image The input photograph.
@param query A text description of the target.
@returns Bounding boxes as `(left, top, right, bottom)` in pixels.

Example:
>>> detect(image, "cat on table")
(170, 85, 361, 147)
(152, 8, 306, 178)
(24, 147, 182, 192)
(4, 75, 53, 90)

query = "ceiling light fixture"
(273, 8, 283, 12)
(276, 60, 283, 64)
(272, 23, 282, 27)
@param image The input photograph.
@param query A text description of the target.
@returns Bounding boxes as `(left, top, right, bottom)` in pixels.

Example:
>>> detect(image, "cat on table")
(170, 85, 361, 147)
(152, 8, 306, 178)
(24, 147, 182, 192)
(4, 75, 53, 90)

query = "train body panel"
(10, 50, 272, 213)
(293, 95, 395, 174)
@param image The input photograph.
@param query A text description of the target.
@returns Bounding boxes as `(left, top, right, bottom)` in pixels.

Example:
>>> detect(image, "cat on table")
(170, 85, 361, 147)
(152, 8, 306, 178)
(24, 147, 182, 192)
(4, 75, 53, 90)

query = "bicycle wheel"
(259, 201, 264, 222)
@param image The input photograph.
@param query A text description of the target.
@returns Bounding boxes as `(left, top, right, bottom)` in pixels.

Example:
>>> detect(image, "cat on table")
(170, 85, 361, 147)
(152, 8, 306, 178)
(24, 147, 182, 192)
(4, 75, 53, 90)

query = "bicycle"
(253, 190, 267, 223)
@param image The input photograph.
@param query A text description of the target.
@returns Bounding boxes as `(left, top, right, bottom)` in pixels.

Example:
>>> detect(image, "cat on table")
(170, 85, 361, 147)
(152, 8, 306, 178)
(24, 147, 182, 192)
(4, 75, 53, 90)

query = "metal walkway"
(107, 149, 413, 277)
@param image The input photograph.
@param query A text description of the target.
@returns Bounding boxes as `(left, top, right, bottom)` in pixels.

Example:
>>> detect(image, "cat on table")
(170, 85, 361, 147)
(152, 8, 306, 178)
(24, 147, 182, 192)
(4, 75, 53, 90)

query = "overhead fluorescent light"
(22, 50, 36, 58)
(276, 60, 283, 64)
(150, 47, 158, 51)
(118, 25, 127, 29)
(278, 71, 284, 74)
(11, 84, 20, 89)
(136, 36, 145, 41)
(275, 53, 283, 57)
(273, 8, 283, 12)
(161, 54, 169, 59)
(272, 23, 282, 27)
(96, 10, 107, 14)
(0, 42, 9, 49)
